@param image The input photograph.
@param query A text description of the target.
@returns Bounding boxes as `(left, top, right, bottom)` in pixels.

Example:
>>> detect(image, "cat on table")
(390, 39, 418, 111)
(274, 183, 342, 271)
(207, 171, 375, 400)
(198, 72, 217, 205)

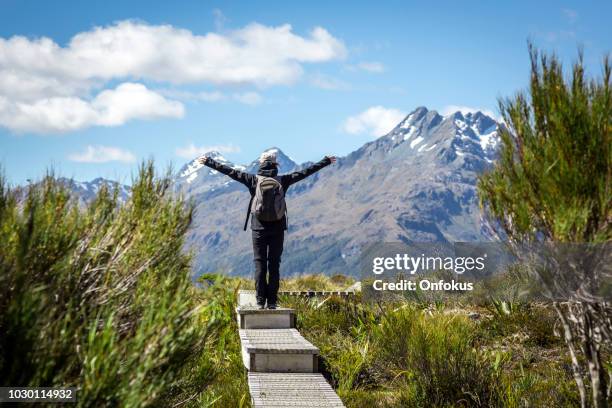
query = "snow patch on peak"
(403, 126, 418, 141)
(447, 111, 501, 155)
(467, 119, 499, 152)
(454, 119, 468, 131)
(410, 136, 424, 149)
(179, 150, 240, 184)
(207, 150, 232, 163)
(477, 127, 499, 152)
(181, 159, 203, 176)
(185, 171, 199, 183)
(400, 113, 416, 129)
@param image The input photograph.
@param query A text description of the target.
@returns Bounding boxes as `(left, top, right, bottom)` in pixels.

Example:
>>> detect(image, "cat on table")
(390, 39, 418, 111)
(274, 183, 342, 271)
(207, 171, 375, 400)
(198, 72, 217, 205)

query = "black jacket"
(202, 156, 332, 231)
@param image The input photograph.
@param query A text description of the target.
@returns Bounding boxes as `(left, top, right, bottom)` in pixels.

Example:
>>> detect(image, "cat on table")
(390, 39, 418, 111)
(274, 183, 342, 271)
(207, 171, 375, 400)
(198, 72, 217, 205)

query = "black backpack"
(243, 176, 286, 230)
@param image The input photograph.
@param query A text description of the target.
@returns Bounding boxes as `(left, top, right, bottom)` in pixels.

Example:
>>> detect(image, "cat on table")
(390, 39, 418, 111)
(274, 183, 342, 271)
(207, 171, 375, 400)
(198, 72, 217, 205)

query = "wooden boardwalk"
(240, 329, 318, 354)
(249, 373, 345, 408)
(238, 289, 355, 307)
(237, 290, 345, 407)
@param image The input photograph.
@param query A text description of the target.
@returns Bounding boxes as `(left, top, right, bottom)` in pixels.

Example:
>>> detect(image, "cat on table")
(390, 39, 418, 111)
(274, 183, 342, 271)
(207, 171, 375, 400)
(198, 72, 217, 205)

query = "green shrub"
(280, 273, 354, 291)
(374, 307, 504, 407)
(321, 333, 372, 391)
(0, 164, 212, 407)
(0, 162, 581, 407)
(481, 303, 560, 347)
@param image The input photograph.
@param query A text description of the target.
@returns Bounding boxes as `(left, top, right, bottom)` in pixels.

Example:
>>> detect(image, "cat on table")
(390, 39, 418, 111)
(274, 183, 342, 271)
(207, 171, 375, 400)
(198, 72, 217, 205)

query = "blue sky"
(1, 0, 610, 185)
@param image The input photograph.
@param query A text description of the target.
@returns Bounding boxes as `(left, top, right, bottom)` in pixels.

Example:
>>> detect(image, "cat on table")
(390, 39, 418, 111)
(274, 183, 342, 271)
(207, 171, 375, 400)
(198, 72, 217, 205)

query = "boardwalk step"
(236, 306, 296, 329)
(238, 290, 259, 307)
(249, 372, 345, 407)
(279, 290, 355, 297)
(240, 329, 319, 373)
(238, 289, 355, 307)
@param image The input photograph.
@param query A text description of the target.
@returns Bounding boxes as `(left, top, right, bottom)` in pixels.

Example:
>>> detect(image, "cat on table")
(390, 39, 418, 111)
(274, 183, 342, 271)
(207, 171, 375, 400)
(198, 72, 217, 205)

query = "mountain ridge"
(39, 106, 501, 277)
(174, 106, 502, 276)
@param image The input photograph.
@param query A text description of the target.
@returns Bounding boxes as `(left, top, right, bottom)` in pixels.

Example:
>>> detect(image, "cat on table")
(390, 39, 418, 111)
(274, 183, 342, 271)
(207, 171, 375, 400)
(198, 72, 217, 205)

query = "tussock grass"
(0, 165, 583, 407)
(0, 165, 248, 407)
(280, 273, 355, 291)
(282, 276, 580, 407)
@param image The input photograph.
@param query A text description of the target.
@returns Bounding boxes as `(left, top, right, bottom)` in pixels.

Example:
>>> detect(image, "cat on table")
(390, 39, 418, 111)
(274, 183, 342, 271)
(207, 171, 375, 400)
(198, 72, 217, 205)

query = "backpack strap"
(273, 176, 288, 229)
(274, 176, 285, 195)
(244, 176, 261, 231)
(243, 194, 254, 231)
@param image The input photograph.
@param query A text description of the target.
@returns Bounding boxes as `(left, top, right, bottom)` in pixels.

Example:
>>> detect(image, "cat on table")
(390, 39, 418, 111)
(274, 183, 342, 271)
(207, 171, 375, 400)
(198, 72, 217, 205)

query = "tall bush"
(478, 46, 611, 407)
(0, 162, 207, 406)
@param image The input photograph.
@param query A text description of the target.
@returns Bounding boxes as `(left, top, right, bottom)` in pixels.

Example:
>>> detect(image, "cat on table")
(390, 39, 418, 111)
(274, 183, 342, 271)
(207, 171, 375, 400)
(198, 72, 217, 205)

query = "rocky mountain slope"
(64, 177, 131, 205)
(175, 107, 501, 277)
(15, 177, 130, 207)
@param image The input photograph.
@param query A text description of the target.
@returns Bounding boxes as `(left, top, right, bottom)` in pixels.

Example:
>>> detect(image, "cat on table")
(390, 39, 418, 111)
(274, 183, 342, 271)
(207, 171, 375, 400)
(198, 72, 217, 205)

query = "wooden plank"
(240, 329, 318, 354)
(236, 292, 345, 405)
(238, 290, 258, 307)
(237, 289, 356, 301)
(236, 306, 296, 329)
(237, 306, 295, 315)
(277, 290, 355, 297)
(249, 372, 345, 407)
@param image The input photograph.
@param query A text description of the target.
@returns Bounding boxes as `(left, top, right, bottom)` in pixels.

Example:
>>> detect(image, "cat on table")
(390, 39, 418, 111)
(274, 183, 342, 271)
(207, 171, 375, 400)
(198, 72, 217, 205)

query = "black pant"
(252, 229, 284, 305)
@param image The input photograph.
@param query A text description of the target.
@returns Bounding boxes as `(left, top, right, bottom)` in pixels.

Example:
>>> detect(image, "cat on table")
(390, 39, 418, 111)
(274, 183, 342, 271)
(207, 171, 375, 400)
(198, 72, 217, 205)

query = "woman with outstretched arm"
(198, 151, 336, 309)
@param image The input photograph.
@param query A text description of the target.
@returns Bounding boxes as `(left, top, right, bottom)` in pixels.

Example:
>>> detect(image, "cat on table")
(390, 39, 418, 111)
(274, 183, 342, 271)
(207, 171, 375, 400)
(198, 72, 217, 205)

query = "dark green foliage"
(374, 307, 502, 407)
(281, 271, 579, 407)
(0, 155, 585, 407)
(478, 46, 611, 243)
(481, 303, 561, 347)
(478, 46, 611, 407)
(0, 163, 212, 406)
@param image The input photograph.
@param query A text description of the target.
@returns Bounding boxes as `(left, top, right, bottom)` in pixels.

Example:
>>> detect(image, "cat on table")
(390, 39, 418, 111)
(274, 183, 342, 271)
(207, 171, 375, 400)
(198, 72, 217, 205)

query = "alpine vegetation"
(478, 46, 612, 408)
(0, 163, 212, 406)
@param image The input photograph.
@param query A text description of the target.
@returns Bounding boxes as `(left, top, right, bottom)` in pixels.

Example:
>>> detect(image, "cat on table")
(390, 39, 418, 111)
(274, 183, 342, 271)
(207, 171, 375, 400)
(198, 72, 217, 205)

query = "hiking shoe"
(267, 303, 277, 310)
(257, 303, 266, 310)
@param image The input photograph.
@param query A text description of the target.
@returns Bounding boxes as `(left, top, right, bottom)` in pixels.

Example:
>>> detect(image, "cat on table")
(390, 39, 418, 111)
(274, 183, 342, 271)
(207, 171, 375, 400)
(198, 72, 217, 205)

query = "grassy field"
(0, 168, 593, 407)
(196, 273, 581, 408)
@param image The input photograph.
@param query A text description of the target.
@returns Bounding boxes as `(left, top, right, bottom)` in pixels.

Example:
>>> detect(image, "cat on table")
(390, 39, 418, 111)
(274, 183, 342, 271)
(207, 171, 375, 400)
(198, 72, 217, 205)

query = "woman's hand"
(326, 155, 337, 164)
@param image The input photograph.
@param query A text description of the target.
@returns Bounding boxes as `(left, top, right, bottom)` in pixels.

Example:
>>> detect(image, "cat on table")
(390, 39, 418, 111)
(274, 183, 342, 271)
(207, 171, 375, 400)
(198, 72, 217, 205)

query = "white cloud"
(0, 20, 346, 133)
(342, 106, 406, 137)
(157, 89, 262, 105)
(0, 82, 184, 133)
(68, 145, 136, 163)
(356, 61, 385, 73)
(175, 143, 241, 159)
(0, 20, 346, 89)
(440, 105, 498, 120)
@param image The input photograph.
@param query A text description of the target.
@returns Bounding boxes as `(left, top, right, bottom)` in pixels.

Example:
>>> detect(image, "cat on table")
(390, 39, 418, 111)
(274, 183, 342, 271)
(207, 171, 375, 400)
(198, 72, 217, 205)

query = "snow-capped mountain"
(174, 148, 298, 197)
(15, 106, 501, 278)
(388, 107, 499, 161)
(180, 106, 502, 277)
(65, 177, 131, 204)
(16, 177, 131, 207)
(244, 147, 299, 174)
